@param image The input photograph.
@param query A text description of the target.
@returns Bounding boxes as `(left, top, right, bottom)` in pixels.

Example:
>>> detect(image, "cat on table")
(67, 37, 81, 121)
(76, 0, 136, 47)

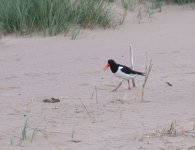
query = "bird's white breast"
(114, 66, 136, 80)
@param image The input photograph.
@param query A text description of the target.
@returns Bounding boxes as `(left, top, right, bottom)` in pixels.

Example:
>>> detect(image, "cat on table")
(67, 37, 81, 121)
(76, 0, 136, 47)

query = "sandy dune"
(0, 4, 195, 150)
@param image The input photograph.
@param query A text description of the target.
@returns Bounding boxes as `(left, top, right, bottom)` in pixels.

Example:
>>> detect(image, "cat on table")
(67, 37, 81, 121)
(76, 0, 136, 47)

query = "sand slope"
(0, 5, 195, 150)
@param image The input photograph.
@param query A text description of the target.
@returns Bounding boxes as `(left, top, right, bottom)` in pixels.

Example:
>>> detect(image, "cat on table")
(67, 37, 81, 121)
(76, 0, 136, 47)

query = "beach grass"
(163, 0, 195, 4)
(0, 0, 118, 36)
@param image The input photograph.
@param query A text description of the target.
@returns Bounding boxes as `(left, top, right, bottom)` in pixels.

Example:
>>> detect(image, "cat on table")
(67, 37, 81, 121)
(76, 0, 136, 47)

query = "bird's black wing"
(120, 65, 145, 76)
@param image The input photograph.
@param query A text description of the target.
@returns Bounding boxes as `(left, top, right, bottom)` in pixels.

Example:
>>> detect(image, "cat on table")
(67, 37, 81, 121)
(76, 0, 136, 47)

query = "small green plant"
(191, 3, 195, 9)
(31, 128, 38, 142)
(122, 0, 131, 10)
(137, 7, 142, 24)
(10, 119, 44, 145)
(21, 118, 28, 140)
(152, 0, 163, 12)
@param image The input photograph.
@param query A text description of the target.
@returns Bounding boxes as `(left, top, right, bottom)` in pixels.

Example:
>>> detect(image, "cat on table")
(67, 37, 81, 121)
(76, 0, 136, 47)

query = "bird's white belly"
(115, 69, 137, 80)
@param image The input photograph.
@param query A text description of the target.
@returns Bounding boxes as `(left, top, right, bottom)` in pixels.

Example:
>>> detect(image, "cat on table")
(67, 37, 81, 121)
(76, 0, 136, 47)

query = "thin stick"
(90, 86, 98, 104)
(90, 91, 94, 100)
(95, 86, 98, 104)
(79, 98, 91, 119)
(71, 128, 75, 141)
(145, 52, 148, 74)
(141, 59, 152, 102)
(130, 45, 136, 87)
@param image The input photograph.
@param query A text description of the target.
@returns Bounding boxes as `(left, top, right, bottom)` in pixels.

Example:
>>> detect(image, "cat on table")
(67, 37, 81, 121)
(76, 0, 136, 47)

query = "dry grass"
(137, 121, 195, 149)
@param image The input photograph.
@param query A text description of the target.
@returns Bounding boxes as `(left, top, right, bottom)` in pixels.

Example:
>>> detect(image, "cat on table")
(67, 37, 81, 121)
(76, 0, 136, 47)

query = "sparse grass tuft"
(11, 119, 42, 145)
(31, 128, 38, 142)
(122, 0, 131, 10)
(21, 118, 28, 140)
(140, 121, 195, 139)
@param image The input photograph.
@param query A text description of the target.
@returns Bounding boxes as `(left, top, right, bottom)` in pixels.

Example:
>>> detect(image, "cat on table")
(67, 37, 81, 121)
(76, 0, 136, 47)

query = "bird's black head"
(107, 59, 118, 73)
(108, 59, 116, 66)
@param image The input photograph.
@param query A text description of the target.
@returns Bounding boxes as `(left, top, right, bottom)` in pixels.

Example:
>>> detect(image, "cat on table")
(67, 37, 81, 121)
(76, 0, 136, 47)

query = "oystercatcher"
(104, 59, 145, 91)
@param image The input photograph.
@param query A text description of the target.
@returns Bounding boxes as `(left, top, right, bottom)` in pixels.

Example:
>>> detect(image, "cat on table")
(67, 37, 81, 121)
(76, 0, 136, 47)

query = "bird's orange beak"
(104, 63, 110, 72)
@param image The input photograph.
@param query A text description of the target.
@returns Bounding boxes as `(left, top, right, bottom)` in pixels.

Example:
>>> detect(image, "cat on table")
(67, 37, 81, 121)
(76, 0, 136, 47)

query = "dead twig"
(141, 58, 152, 102)
(79, 98, 92, 119)
(90, 86, 98, 104)
(95, 86, 98, 104)
(130, 44, 136, 87)
(90, 90, 94, 100)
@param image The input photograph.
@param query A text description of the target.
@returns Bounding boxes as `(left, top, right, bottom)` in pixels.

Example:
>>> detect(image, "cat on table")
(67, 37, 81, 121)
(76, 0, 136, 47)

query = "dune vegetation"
(0, 0, 118, 36)
(0, 0, 194, 37)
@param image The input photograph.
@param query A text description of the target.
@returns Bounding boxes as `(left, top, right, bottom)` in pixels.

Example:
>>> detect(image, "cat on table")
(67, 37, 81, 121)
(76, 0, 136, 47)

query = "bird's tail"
(135, 71, 146, 76)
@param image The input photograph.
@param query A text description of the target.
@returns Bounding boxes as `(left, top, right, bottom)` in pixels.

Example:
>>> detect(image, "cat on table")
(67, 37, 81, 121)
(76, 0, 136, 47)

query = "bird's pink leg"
(127, 80, 131, 90)
(112, 81, 123, 92)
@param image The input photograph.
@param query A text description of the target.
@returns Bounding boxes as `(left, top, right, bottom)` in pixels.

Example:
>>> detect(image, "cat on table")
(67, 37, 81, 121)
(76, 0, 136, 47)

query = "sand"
(0, 4, 195, 150)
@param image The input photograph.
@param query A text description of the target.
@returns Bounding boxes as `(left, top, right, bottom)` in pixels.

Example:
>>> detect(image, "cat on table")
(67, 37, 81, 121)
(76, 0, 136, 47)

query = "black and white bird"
(104, 59, 145, 91)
